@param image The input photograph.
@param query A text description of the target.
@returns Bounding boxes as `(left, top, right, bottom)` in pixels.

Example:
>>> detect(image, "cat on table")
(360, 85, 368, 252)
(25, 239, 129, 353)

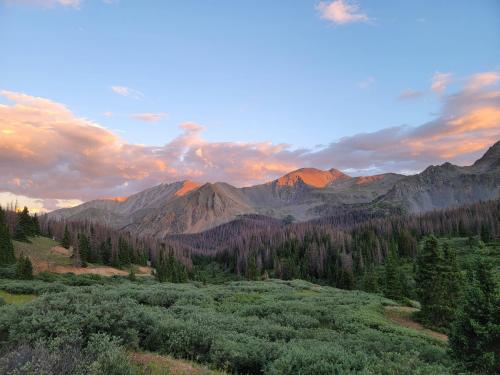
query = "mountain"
(379, 141, 500, 212)
(47, 141, 500, 237)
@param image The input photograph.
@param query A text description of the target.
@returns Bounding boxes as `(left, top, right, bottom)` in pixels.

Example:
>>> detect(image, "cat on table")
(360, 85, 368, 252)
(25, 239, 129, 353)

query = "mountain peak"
(473, 141, 500, 169)
(276, 168, 350, 188)
(174, 180, 201, 197)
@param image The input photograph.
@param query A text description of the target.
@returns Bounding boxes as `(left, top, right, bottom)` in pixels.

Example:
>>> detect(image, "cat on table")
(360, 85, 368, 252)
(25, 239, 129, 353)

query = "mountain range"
(48, 141, 500, 238)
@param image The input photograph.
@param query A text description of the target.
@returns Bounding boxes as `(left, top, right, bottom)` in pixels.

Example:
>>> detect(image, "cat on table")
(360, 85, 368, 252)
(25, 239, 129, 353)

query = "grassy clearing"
(383, 305, 448, 342)
(13, 236, 72, 267)
(0, 290, 36, 304)
(12, 236, 153, 276)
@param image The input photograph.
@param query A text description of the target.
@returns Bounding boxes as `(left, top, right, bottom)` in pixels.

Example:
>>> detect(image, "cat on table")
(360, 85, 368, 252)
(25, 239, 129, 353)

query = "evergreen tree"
(416, 237, 464, 327)
(14, 207, 33, 242)
(0, 207, 16, 265)
(384, 242, 402, 301)
(246, 254, 259, 280)
(78, 233, 91, 263)
(155, 250, 188, 283)
(100, 238, 112, 265)
(362, 266, 379, 293)
(449, 259, 500, 373)
(61, 225, 71, 249)
(415, 236, 444, 325)
(32, 213, 41, 236)
(16, 255, 33, 280)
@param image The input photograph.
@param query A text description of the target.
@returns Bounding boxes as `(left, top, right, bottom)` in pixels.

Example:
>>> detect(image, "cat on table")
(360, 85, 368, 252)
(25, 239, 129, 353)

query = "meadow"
(0, 275, 466, 375)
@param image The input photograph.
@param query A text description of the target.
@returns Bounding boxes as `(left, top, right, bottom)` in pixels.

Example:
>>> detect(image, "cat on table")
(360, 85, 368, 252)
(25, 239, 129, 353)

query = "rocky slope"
(47, 141, 500, 237)
(379, 141, 500, 213)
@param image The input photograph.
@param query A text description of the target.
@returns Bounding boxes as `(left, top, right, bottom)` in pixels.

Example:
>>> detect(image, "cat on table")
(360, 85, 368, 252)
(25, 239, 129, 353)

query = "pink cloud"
(131, 112, 168, 122)
(316, 0, 370, 25)
(431, 72, 453, 93)
(1, 71, 499, 208)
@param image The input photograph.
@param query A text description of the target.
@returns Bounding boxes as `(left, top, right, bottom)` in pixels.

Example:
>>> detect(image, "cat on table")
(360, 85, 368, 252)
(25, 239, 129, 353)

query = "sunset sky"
(1, 0, 500, 212)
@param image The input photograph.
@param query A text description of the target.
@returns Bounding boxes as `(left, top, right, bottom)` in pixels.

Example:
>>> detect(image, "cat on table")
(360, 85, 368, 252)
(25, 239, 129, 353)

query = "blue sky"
(2, 0, 498, 148)
(1, 0, 500, 211)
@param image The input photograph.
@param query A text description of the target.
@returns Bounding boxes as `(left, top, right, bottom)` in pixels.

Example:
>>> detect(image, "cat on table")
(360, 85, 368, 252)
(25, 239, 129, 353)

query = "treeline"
(38, 200, 500, 287)
(170, 200, 500, 287)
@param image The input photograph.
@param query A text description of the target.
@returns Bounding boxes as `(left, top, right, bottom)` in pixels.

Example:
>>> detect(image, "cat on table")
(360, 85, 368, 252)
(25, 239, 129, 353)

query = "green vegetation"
(449, 258, 500, 373)
(0, 208, 16, 266)
(0, 290, 36, 304)
(0, 277, 465, 374)
(13, 236, 72, 267)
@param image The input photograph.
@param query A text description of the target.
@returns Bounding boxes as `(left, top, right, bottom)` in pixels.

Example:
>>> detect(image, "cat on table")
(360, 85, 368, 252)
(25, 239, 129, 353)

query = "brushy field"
(0, 275, 469, 375)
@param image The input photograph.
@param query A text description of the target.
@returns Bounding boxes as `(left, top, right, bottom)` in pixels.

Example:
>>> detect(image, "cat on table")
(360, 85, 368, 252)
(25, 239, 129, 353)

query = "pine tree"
(415, 236, 444, 325)
(16, 255, 33, 280)
(449, 258, 500, 373)
(362, 266, 379, 293)
(61, 225, 71, 249)
(14, 207, 33, 242)
(78, 233, 91, 263)
(32, 213, 41, 236)
(0, 207, 16, 265)
(384, 242, 402, 301)
(100, 238, 112, 265)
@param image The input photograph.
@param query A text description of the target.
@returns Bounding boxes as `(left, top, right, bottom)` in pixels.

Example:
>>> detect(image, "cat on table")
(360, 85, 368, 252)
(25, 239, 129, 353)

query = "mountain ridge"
(47, 141, 500, 237)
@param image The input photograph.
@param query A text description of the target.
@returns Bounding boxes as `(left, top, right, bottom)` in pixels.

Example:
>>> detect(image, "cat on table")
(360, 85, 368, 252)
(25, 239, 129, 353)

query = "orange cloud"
(1, 70, 499, 209)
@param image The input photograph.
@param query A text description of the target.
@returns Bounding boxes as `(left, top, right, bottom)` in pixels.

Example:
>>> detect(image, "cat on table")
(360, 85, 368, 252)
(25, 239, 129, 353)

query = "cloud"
(5, 0, 116, 7)
(111, 86, 143, 99)
(316, 0, 370, 25)
(358, 76, 375, 89)
(5, 0, 82, 7)
(431, 72, 453, 93)
(398, 89, 424, 100)
(1, 71, 499, 209)
(466, 71, 500, 91)
(131, 112, 168, 122)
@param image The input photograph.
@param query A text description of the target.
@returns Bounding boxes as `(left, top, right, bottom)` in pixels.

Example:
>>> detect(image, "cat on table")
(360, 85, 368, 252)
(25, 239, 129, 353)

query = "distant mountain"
(47, 141, 500, 237)
(379, 141, 500, 212)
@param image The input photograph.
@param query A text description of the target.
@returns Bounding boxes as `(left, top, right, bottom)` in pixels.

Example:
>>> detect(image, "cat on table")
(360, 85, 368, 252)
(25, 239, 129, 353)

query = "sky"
(0, 0, 500, 212)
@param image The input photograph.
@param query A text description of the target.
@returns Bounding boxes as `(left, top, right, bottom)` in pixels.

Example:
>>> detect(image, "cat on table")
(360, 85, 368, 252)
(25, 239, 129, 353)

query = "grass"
(13, 236, 72, 266)
(0, 290, 36, 304)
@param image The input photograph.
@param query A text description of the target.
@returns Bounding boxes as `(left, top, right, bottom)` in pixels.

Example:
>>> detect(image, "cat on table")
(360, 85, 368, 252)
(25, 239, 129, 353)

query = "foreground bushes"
(0, 334, 132, 375)
(0, 278, 463, 374)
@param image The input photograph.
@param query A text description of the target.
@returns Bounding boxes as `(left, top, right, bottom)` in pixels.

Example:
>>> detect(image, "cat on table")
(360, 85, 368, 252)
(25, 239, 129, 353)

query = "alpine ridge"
(47, 141, 500, 238)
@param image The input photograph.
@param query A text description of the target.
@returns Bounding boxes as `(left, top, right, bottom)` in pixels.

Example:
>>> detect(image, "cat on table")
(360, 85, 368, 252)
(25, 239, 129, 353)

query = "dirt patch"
(384, 306, 448, 342)
(130, 352, 221, 375)
(50, 246, 71, 257)
(31, 259, 128, 276)
(136, 266, 154, 275)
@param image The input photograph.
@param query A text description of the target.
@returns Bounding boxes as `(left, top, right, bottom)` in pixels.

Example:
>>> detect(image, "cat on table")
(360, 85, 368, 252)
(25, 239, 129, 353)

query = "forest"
(0, 201, 499, 374)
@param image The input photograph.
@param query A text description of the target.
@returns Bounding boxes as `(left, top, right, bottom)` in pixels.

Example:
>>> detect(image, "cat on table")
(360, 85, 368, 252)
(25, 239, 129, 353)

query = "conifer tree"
(14, 207, 33, 242)
(16, 255, 33, 280)
(0, 207, 16, 265)
(61, 225, 71, 249)
(78, 233, 91, 263)
(449, 259, 499, 373)
(384, 242, 402, 301)
(32, 213, 41, 236)
(415, 236, 443, 325)
(100, 238, 112, 265)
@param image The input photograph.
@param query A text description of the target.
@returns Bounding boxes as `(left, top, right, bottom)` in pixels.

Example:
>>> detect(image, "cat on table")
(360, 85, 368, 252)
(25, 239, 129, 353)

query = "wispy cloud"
(358, 76, 375, 89)
(6, 0, 115, 7)
(431, 72, 453, 93)
(398, 89, 424, 100)
(111, 85, 143, 99)
(0, 71, 499, 209)
(131, 112, 168, 122)
(316, 0, 370, 25)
